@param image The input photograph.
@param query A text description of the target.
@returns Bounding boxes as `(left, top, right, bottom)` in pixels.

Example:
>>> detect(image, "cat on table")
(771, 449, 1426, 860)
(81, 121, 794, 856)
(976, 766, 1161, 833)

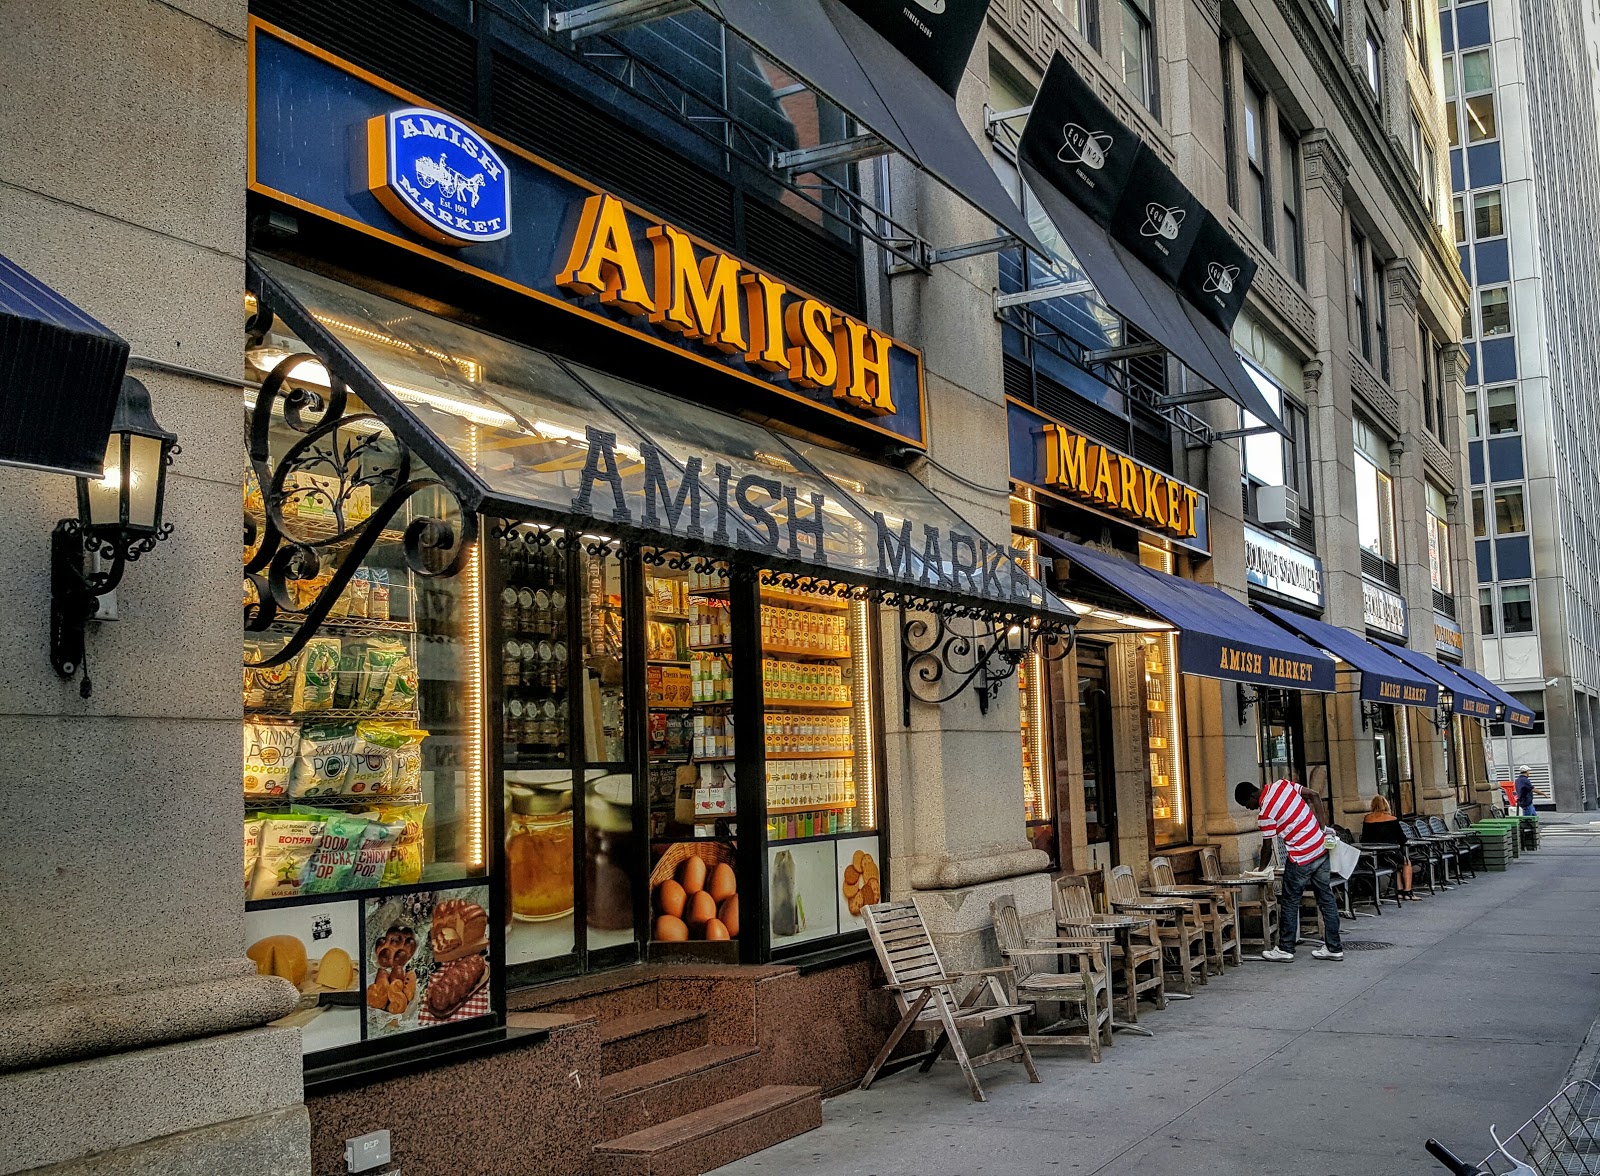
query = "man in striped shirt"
(1235, 778, 1343, 962)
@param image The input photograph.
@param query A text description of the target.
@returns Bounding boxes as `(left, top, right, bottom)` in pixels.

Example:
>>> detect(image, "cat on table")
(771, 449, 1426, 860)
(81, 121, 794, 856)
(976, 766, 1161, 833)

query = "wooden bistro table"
(1103, 897, 1198, 1001)
(1057, 913, 1158, 1037)
(1203, 874, 1280, 960)
(1144, 882, 1241, 972)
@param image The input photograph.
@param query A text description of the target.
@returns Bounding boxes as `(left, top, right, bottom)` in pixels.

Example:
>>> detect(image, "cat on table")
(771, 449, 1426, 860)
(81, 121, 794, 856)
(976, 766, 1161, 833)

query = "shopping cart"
(1427, 1080, 1600, 1174)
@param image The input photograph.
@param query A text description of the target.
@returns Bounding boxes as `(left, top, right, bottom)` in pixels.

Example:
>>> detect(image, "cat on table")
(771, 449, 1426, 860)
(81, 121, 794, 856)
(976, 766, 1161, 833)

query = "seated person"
(1361, 795, 1416, 900)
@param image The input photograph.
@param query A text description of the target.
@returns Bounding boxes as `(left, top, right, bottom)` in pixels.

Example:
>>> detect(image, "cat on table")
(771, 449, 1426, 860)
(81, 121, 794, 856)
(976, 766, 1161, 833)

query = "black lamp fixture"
(1429, 696, 1454, 732)
(901, 611, 1075, 725)
(50, 375, 179, 694)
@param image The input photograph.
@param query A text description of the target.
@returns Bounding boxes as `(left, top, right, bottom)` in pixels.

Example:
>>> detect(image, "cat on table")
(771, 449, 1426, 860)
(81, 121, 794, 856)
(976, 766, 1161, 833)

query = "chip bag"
(302, 812, 374, 895)
(380, 655, 420, 712)
(249, 816, 324, 900)
(358, 640, 408, 712)
(349, 818, 401, 890)
(292, 637, 342, 714)
(372, 803, 428, 885)
(290, 722, 359, 797)
(243, 720, 298, 797)
(243, 818, 264, 893)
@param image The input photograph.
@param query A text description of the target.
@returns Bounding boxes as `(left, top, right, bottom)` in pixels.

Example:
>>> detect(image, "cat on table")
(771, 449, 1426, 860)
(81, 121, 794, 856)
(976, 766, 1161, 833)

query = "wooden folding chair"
(989, 894, 1111, 1061)
(1108, 865, 1207, 994)
(1151, 855, 1241, 970)
(1202, 844, 1279, 953)
(1054, 873, 1165, 1019)
(860, 899, 1040, 1102)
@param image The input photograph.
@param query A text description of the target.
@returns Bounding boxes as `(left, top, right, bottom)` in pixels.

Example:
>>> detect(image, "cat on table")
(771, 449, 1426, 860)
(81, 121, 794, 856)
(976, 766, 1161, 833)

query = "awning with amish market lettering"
(1035, 534, 1335, 691)
(1447, 662, 1537, 728)
(249, 255, 1071, 622)
(1257, 604, 1439, 708)
(1380, 643, 1499, 720)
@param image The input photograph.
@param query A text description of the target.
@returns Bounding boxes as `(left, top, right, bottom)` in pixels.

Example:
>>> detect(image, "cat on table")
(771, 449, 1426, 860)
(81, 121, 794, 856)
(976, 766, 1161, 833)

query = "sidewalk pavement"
(717, 821, 1600, 1176)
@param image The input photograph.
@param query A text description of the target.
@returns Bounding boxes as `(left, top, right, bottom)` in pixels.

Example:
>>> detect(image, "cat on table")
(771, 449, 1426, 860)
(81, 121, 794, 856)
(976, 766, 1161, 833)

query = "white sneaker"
(1261, 947, 1295, 962)
(1312, 946, 1344, 961)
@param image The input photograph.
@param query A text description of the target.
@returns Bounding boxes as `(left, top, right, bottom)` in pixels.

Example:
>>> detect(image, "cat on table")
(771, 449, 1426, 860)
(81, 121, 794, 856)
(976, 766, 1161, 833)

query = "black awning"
(1015, 55, 1286, 436)
(699, 0, 1044, 253)
(0, 252, 129, 478)
(1037, 534, 1335, 691)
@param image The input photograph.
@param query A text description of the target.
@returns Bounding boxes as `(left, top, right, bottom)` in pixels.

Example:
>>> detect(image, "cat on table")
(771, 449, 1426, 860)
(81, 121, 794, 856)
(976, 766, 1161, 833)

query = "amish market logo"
(555, 191, 905, 418)
(1377, 680, 1433, 704)
(1218, 644, 1317, 685)
(367, 107, 511, 245)
(1042, 424, 1202, 541)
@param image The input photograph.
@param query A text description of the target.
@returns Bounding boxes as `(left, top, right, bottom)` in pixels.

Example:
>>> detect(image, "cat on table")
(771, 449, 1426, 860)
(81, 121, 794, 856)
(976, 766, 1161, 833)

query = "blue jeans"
(1279, 852, 1341, 953)
(1520, 803, 1537, 816)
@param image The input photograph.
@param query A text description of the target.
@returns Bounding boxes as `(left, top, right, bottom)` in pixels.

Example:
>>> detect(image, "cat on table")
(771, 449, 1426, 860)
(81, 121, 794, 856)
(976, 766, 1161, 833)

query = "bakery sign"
(1244, 525, 1324, 608)
(1013, 409, 1209, 552)
(1363, 580, 1408, 640)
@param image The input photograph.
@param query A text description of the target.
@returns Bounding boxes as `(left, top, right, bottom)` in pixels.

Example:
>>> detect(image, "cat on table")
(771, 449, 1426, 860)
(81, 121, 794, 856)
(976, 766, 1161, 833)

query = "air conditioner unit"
(1256, 484, 1301, 530)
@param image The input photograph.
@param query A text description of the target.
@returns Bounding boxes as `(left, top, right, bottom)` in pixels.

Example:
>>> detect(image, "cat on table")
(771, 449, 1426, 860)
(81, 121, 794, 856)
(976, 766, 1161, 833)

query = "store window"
(1139, 543, 1188, 849)
(1243, 77, 1271, 244)
(1116, 0, 1156, 112)
(1461, 49, 1497, 141)
(1355, 418, 1398, 562)
(1427, 484, 1453, 593)
(1501, 583, 1534, 633)
(1473, 189, 1504, 239)
(1279, 126, 1304, 282)
(1365, 27, 1383, 102)
(1486, 384, 1519, 433)
(1479, 586, 1495, 634)
(1493, 483, 1526, 534)
(1479, 286, 1512, 336)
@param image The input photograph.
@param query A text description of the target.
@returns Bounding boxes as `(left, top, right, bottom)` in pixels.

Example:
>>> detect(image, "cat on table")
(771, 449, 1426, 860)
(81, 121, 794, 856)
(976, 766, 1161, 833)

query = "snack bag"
(346, 568, 371, 619)
(303, 813, 374, 895)
(245, 644, 295, 713)
(349, 721, 404, 795)
(332, 639, 367, 711)
(243, 818, 264, 893)
(372, 803, 428, 885)
(368, 568, 391, 621)
(243, 720, 298, 796)
(349, 818, 401, 890)
(250, 816, 323, 900)
(358, 640, 408, 711)
(292, 637, 342, 714)
(290, 722, 359, 798)
(328, 576, 352, 619)
(379, 655, 419, 712)
(385, 726, 427, 795)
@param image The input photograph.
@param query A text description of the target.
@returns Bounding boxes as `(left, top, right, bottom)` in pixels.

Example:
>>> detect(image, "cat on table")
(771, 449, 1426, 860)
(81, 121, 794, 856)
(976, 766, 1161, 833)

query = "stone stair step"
(600, 1008, 710, 1075)
(601, 1044, 765, 1139)
(592, 1084, 821, 1176)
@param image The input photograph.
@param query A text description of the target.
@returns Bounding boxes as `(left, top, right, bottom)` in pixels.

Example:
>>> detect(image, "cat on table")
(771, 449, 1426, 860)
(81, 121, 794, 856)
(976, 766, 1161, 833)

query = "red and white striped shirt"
(1258, 778, 1326, 865)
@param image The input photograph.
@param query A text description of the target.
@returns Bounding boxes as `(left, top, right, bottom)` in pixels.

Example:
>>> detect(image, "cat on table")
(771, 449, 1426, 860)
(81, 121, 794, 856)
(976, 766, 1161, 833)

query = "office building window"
(1424, 141, 1437, 211)
(1511, 691, 1546, 734)
(1279, 127, 1304, 281)
(1430, 338, 1447, 439)
(1355, 419, 1397, 561)
(1501, 583, 1534, 633)
(1422, 325, 1440, 435)
(1428, 484, 1453, 593)
(1466, 391, 1480, 438)
(1243, 77, 1270, 243)
(1409, 112, 1425, 174)
(1372, 252, 1390, 381)
(1479, 285, 1512, 336)
(1452, 195, 1466, 243)
(1351, 226, 1371, 361)
(1472, 489, 1487, 536)
(1443, 54, 1460, 147)
(1117, 0, 1156, 112)
(1461, 49, 1496, 141)
(1493, 484, 1526, 534)
(1365, 28, 1383, 102)
(1486, 384, 1519, 433)
(1222, 38, 1239, 210)
(1473, 189, 1504, 239)
(1480, 587, 1495, 634)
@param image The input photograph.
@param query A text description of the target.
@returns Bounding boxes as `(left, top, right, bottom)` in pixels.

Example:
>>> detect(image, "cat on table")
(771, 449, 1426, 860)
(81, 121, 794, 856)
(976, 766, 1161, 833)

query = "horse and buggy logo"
(367, 106, 512, 246)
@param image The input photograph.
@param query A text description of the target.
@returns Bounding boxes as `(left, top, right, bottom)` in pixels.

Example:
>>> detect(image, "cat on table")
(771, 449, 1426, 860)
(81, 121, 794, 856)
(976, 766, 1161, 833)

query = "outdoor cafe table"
(1057, 913, 1158, 1036)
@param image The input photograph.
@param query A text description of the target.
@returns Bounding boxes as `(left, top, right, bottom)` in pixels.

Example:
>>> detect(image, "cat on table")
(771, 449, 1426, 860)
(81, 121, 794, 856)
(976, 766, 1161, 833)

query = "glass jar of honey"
(507, 785, 574, 921)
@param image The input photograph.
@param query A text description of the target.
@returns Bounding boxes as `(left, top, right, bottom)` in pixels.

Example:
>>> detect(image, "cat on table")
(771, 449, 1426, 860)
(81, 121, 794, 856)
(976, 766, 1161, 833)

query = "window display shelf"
(688, 643, 733, 653)
(648, 658, 691, 667)
(268, 616, 416, 636)
(767, 801, 855, 816)
(762, 644, 851, 660)
(246, 707, 421, 722)
(246, 789, 423, 808)
(761, 751, 852, 761)
(760, 588, 849, 611)
(763, 700, 853, 710)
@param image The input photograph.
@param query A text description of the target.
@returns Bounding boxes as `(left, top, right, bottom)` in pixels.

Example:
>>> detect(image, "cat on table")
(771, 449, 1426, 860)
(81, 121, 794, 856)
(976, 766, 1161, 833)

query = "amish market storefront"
(240, 20, 1071, 1074)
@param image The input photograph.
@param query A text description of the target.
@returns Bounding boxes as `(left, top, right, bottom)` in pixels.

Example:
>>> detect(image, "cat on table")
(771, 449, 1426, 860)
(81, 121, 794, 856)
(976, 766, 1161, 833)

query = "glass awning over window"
(248, 255, 1068, 622)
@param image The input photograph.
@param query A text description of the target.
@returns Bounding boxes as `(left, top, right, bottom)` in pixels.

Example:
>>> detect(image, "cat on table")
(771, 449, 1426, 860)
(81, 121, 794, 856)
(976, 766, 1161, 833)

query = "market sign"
(1435, 611, 1464, 657)
(1243, 525, 1324, 608)
(366, 107, 511, 245)
(1007, 400, 1209, 553)
(248, 21, 927, 448)
(1363, 579, 1408, 640)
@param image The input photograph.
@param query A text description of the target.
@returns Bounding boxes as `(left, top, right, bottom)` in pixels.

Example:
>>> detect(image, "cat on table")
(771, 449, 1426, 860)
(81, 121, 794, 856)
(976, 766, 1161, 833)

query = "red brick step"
(599, 1008, 710, 1075)
(601, 1044, 765, 1138)
(592, 1084, 822, 1176)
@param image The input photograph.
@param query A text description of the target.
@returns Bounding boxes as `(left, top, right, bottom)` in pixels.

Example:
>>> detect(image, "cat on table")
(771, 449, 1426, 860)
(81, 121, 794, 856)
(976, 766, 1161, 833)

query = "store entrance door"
(1258, 688, 1304, 786)
(1371, 706, 1402, 815)
(1078, 644, 1117, 868)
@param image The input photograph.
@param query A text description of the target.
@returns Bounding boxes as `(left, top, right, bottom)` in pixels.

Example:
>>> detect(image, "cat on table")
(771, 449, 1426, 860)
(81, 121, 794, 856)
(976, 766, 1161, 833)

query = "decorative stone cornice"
(1301, 130, 1350, 213)
(1385, 257, 1421, 315)
(1302, 358, 1325, 402)
(1442, 341, 1472, 385)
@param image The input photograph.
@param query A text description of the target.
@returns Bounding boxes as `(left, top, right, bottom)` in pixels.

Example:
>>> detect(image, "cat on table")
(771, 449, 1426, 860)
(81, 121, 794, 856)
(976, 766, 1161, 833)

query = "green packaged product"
(302, 813, 373, 895)
(372, 803, 428, 885)
(292, 637, 342, 714)
(349, 818, 401, 890)
(249, 816, 323, 900)
(290, 723, 359, 797)
(358, 640, 408, 711)
(349, 721, 410, 795)
(332, 639, 367, 711)
(379, 655, 419, 712)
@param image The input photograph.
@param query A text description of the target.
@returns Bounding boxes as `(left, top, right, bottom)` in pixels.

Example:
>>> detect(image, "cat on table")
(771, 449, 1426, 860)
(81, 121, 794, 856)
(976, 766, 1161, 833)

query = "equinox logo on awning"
(1141, 203, 1185, 240)
(1204, 262, 1241, 295)
(1059, 124, 1113, 170)
(909, 0, 947, 10)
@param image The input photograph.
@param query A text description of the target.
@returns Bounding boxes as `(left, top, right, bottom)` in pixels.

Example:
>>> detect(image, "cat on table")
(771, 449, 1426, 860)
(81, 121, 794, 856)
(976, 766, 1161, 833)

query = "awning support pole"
(929, 235, 1017, 266)
(1157, 388, 1228, 407)
(548, 0, 694, 39)
(994, 280, 1095, 310)
(1211, 424, 1279, 441)
(772, 133, 890, 178)
(1082, 342, 1167, 365)
(985, 104, 1034, 128)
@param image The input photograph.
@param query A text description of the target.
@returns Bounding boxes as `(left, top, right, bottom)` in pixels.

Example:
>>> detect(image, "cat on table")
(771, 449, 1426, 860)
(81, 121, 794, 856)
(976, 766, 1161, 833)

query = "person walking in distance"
(1235, 778, 1343, 962)
(1515, 766, 1536, 816)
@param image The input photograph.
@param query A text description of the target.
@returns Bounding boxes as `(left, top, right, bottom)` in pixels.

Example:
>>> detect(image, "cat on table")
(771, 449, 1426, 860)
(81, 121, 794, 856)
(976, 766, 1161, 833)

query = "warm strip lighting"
(464, 425, 485, 870)
(849, 598, 875, 831)
(243, 347, 515, 429)
(1009, 492, 1049, 823)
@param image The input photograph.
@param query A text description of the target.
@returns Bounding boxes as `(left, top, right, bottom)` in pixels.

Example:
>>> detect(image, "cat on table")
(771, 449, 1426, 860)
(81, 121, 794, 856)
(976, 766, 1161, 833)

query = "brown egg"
(686, 888, 717, 928)
(653, 915, 689, 942)
(678, 856, 707, 895)
(703, 917, 730, 941)
(656, 879, 687, 918)
(718, 895, 739, 938)
(707, 862, 737, 903)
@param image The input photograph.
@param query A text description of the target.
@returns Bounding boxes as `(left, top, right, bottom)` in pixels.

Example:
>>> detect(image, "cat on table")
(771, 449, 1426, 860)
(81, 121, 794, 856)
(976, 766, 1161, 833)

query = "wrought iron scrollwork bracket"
(243, 335, 478, 669)
(900, 608, 1076, 726)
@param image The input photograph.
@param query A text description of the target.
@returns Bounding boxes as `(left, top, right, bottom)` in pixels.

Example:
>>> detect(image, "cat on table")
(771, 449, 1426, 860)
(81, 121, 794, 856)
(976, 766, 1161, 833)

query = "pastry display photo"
(835, 836, 883, 931)
(364, 885, 493, 1037)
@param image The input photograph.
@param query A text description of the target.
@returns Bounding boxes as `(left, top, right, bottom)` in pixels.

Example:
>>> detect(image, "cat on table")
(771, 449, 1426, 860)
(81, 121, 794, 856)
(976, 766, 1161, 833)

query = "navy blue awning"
(1257, 604, 1439, 708)
(0, 253, 129, 478)
(1039, 536, 1335, 691)
(1380, 643, 1498, 720)
(1448, 662, 1536, 728)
